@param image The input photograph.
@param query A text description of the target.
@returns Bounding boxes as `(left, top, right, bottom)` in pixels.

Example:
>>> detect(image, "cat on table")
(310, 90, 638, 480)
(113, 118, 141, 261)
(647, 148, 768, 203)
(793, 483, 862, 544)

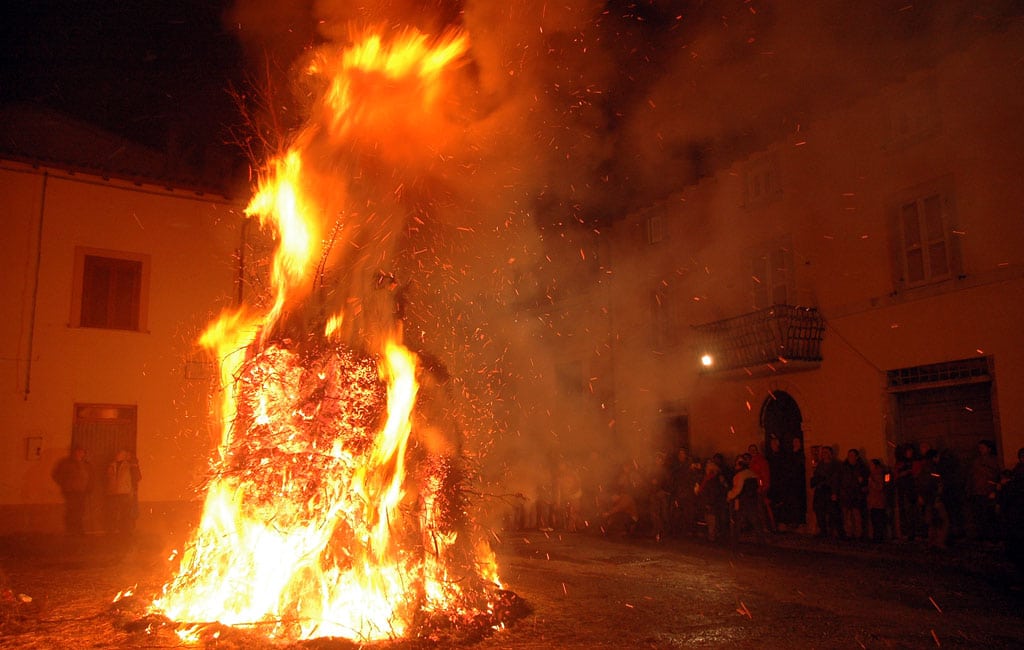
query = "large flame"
(151, 27, 501, 643)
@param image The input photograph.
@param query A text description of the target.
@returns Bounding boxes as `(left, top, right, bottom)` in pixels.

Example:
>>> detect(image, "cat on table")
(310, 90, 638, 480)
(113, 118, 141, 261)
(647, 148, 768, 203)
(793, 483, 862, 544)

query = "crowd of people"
(880, 440, 1024, 550)
(593, 442, 810, 545)
(509, 442, 806, 545)
(508, 439, 1024, 564)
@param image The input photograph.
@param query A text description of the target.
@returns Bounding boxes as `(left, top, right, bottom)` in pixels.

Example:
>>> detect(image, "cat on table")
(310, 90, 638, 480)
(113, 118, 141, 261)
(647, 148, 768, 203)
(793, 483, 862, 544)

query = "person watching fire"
(51, 446, 91, 536)
(106, 449, 141, 535)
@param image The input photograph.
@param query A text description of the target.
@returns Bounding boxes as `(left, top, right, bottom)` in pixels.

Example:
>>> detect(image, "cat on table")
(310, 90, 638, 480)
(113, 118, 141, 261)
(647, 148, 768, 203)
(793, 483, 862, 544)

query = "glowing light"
(701, 354, 714, 367)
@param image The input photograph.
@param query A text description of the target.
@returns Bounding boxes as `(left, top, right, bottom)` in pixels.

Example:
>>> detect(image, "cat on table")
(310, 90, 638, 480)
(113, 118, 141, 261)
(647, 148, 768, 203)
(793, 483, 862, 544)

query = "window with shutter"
(646, 214, 665, 245)
(751, 242, 793, 310)
(71, 247, 150, 331)
(892, 182, 958, 290)
(744, 153, 782, 207)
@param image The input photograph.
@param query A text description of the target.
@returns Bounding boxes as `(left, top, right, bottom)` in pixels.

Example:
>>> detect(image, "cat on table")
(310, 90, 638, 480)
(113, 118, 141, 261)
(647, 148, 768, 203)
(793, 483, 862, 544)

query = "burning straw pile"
(132, 23, 524, 646)
(146, 340, 514, 643)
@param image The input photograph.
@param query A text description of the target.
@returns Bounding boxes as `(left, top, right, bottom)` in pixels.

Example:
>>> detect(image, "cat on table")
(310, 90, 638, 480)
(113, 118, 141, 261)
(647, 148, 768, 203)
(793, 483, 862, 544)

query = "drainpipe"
(24, 171, 48, 401)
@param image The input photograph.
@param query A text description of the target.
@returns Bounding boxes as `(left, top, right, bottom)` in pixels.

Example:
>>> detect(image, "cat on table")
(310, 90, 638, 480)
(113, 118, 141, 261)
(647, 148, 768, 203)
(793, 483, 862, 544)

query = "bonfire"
(137, 26, 519, 645)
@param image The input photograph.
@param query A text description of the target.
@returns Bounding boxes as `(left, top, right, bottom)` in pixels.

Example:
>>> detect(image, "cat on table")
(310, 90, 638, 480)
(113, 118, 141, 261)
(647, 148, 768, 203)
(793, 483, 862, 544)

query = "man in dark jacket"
(52, 446, 92, 535)
(811, 446, 843, 539)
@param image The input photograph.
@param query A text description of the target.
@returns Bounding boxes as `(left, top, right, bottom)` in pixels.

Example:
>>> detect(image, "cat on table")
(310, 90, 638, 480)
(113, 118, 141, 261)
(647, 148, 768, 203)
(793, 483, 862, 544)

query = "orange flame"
(151, 28, 500, 643)
(244, 150, 319, 331)
(313, 29, 468, 141)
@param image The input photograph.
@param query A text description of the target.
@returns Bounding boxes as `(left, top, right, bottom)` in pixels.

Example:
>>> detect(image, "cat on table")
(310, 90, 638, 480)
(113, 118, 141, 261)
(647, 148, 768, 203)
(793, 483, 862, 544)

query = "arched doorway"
(760, 391, 803, 450)
(759, 391, 807, 526)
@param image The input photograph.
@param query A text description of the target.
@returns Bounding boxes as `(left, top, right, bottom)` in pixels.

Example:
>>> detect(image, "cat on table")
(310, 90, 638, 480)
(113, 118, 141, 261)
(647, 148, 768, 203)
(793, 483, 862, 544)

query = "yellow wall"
(0, 162, 245, 506)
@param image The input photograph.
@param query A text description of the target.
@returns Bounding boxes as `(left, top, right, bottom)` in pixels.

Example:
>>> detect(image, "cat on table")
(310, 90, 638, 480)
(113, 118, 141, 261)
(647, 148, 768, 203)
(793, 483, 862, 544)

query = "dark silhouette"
(811, 447, 842, 539)
(51, 447, 92, 536)
(968, 439, 1001, 542)
(894, 444, 920, 540)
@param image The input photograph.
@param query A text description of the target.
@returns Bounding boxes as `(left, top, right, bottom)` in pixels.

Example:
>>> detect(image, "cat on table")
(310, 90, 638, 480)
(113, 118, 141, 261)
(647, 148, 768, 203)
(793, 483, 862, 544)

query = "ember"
(144, 25, 514, 644)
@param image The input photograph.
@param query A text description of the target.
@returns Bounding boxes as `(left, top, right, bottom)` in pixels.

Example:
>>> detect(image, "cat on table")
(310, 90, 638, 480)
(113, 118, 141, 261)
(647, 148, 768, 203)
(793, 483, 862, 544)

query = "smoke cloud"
(220, 0, 1022, 527)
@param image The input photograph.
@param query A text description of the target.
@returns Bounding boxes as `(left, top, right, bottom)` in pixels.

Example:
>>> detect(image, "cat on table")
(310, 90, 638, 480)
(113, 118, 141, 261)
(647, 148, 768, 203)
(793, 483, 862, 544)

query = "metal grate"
(886, 357, 989, 388)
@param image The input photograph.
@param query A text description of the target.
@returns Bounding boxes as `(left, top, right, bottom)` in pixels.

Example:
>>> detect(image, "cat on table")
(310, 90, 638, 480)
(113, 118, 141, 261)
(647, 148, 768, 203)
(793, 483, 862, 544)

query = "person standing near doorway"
(51, 446, 92, 536)
(782, 437, 808, 529)
(106, 449, 141, 535)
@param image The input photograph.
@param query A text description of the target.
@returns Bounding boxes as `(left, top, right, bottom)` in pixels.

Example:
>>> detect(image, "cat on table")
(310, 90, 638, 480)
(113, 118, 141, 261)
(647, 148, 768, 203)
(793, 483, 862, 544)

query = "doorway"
(663, 414, 689, 455)
(760, 391, 803, 452)
(759, 391, 806, 526)
(71, 403, 137, 533)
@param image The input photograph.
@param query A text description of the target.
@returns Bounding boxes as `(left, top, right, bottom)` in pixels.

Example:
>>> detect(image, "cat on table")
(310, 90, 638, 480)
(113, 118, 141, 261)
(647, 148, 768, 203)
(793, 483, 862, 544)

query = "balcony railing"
(692, 304, 825, 373)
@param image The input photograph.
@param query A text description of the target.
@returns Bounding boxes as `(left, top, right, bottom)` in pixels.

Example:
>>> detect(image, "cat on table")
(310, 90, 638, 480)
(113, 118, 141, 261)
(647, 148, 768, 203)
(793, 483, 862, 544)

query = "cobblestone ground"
(1, 526, 1022, 649)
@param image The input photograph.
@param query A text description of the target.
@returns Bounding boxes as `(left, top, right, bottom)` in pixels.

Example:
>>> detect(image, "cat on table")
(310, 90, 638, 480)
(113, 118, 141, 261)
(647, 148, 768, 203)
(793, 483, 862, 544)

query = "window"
(887, 357, 989, 389)
(646, 214, 666, 245)
(744, 153, 782, 207)
(891, 180, 959, 290)
(82, 256, 141, 329)
(71, 247, 150, 331)
(751, 242, 794, 309)
(899, 194, 949, 285)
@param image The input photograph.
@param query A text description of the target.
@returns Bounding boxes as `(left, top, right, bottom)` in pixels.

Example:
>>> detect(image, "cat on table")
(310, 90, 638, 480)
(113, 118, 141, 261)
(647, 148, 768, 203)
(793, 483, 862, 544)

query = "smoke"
(219, 0, 1023, 527)
(222, 0, 1024, 238)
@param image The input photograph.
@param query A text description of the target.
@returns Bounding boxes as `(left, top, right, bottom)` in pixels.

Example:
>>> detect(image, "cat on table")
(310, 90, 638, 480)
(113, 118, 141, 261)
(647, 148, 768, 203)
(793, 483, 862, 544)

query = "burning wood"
(148, 339, 508, 642)
(138, 25, 518, 644)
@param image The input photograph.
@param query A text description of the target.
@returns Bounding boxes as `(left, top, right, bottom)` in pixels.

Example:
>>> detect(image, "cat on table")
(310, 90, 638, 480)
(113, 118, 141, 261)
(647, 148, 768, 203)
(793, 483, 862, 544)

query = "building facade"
(607, 21, 1024, 483)
(0, 149, 246, 532)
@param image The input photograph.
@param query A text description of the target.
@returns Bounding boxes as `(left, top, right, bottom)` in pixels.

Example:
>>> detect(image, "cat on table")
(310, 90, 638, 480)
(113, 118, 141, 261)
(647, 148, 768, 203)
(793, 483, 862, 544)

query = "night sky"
(2, 1, 1022, 220)
(0, 1, 245, 156)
